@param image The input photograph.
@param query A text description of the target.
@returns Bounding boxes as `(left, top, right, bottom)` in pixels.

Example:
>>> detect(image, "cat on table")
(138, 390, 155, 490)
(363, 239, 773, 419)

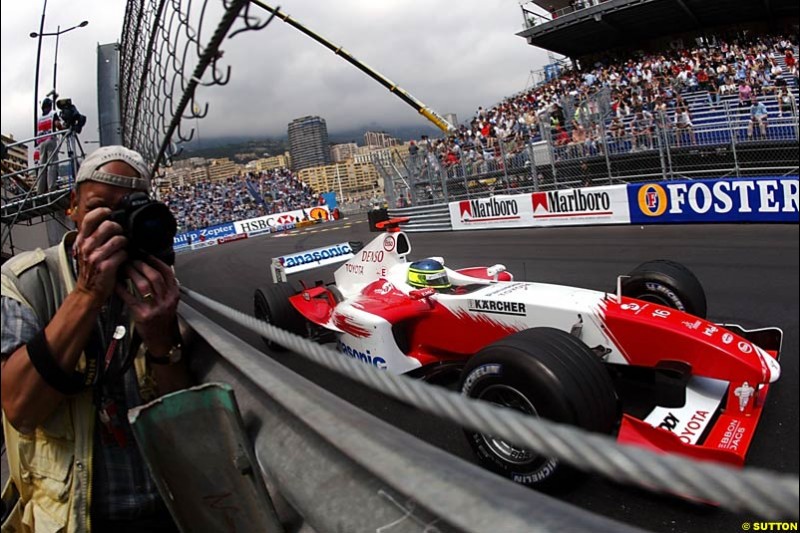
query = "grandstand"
(161, 168, 324, 233)
(377, 1, 799, 207)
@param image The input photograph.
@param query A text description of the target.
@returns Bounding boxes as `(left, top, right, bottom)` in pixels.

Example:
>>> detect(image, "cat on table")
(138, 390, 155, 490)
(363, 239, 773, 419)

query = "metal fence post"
(438, 157, 449, 203)
(725, 101, 741, 177)
(598, 115, 613, 185)
(659, 112, 675, 180)
(499, 140, 511, 193)
(527, 137, 539, 192)
(461, 158, 470, 199)
(655, 117, 668, 181)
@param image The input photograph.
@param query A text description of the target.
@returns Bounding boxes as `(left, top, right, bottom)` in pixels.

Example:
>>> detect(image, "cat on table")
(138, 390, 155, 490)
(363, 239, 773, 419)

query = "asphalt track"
(176, 218, 799, 533)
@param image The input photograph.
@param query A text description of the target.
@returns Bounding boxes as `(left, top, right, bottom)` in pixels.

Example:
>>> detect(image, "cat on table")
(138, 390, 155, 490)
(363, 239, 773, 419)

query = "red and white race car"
(254, 218, 782, 489)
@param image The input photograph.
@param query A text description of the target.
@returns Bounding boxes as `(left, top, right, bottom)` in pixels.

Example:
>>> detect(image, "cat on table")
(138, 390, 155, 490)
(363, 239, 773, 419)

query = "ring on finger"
(142, 292, 154, 302)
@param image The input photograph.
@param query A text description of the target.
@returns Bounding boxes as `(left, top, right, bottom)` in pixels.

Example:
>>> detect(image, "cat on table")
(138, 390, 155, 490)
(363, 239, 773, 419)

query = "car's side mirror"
(410, 287, 436, 300)
(487, 264, 506, 282)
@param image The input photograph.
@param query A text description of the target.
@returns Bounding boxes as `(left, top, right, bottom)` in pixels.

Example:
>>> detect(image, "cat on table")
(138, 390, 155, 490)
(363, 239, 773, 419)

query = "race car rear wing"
(271, 241, 361, 283)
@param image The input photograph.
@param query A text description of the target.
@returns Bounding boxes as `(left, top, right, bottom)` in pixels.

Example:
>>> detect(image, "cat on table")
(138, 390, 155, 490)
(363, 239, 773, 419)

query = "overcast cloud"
(1, 0, 550, 146)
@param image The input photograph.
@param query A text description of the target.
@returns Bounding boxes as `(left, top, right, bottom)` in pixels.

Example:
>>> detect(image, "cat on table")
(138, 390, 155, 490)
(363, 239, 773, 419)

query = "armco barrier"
(180, 301, 649, 533)
(439, 177, 799, 231)
(182, 287, 798, 520)
(388, 204, 452, 232)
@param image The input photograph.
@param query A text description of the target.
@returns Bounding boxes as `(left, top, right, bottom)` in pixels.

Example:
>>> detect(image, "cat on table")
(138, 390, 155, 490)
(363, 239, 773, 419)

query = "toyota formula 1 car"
(253, 218, 783, 489)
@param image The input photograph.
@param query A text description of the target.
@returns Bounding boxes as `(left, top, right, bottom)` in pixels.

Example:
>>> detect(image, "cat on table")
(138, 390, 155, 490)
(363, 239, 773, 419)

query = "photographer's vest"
(0, 231, 154, 533)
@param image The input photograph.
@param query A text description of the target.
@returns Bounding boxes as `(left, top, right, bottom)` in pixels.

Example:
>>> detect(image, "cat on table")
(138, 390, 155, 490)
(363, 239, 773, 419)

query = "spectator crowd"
(407, 33, 798, 172)
(160, 34, 797, 229)
(161, 167, 323, 233)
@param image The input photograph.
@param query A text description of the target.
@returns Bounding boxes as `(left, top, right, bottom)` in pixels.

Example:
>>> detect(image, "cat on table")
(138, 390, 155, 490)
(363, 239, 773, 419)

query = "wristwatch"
(146, 342, 182, 365)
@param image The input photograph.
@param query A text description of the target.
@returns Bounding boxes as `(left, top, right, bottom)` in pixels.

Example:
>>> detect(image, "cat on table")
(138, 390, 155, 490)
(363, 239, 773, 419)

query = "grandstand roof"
(519, 0, 800, 59)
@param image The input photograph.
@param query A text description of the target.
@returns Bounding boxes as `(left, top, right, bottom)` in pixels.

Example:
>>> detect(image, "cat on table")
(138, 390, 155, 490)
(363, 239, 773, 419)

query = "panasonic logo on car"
(281, 244, 353, 269)
(337, 340, 387, 369)
(460, 197, 520, 222)
(630, 178, 799, 223)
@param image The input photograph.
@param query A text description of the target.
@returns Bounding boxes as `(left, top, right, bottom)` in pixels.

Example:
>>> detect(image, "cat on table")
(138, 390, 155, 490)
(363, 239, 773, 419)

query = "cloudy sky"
(1, 0, 552, 145)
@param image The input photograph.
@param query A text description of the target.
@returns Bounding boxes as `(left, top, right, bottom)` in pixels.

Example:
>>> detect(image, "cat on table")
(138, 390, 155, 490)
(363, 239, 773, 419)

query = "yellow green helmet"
(407, 259, 451, 290)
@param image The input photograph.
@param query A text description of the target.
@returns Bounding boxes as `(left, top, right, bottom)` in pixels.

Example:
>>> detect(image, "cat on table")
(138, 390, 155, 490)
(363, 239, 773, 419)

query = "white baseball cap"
(76, 145, 151, 192)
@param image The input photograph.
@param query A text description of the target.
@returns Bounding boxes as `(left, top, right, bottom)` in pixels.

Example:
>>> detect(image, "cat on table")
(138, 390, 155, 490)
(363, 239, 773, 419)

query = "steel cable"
(181, 286, 798, 520)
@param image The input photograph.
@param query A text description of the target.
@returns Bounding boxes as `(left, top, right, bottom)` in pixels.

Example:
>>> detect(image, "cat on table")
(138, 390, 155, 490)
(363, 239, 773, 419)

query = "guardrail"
(181, 287, 799, 521)
(179, 302, 651, 533)
(388, 204, 452, 232)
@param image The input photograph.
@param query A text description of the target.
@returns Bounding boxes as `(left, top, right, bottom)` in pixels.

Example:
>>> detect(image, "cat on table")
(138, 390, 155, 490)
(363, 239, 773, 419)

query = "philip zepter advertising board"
(174, 205, 332, 250)
(449, 185, 631, 230)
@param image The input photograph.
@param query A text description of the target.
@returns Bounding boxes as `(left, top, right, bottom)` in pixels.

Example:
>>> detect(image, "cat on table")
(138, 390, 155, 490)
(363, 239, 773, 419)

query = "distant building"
(297, 160, 381, 198)
(207, 158, 241, 182)
(1, 134, 30, 177)
(247, 152, 291, 172)
(354, 146, 393, 166)
(364, 131, 398, 148)
(331, 142, 359, 163)
(288, 116, 332, 171)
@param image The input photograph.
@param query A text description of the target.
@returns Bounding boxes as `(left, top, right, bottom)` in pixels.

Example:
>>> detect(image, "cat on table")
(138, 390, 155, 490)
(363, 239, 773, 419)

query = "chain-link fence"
(118, 0, 278, 175)
(381, 88, 799, 208)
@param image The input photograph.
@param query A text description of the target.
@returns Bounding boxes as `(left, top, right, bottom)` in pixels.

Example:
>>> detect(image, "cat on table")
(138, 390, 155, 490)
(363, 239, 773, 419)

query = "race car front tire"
(253, 282, 306, 351)
(622, 259, 707, 318)
(459, 327, 619, 491)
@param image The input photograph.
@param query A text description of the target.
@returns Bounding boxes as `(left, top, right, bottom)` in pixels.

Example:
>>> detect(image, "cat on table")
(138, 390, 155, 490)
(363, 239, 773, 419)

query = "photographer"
(1, 146, 189, 532)
(35, 98, 63, 194)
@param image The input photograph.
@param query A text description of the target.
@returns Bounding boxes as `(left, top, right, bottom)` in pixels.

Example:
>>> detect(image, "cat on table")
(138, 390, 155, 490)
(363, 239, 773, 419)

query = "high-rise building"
(331, 142, 359, 163)
(364, 131, 398, 148)
(288, 116, 332, 171)
(1, 134, 29, 176)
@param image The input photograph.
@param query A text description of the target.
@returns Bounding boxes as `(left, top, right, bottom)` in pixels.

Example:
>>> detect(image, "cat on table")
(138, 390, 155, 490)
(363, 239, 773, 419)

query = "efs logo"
(638, 184, 668, 217)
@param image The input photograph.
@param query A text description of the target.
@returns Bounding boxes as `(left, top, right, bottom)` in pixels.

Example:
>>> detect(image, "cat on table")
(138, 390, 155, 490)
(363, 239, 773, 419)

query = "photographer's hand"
(1, 209, 126, 432)
(115, 257, 179, 355)
(74, 207, 128, 307)
(116, 257, 191, 394)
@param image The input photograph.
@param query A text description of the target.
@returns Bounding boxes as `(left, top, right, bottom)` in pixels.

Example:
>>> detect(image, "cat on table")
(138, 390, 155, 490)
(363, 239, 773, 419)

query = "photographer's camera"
(108, 192, 177, 266)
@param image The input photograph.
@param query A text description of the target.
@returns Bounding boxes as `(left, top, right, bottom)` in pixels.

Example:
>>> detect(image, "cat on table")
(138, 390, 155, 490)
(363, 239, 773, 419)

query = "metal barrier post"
(528, 137, 539, 192)
(599, 117, 613, 185)
(499, 140, 511, 193)
(725, 101, 741, 178)
(658, 111, 675, 180)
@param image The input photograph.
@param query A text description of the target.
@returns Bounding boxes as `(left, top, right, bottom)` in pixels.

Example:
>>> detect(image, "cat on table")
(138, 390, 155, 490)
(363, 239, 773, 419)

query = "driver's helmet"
(407, 259, 451, 291)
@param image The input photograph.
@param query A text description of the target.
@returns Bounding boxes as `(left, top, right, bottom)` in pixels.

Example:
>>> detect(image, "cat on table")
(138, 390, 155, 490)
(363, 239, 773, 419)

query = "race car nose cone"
(756, 346, 781, 383)
(766, 352, 781, 383)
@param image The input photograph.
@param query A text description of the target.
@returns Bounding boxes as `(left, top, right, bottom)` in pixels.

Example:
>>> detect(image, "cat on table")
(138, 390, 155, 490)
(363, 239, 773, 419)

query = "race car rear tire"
(459, 327, 619, 491)
(622, 259, 707, 318)
(254, 282, 305, 351)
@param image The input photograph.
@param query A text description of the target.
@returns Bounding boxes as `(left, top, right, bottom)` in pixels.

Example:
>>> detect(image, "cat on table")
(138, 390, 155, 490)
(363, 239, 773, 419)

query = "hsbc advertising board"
(628, 177, 799, 224)
(449, 195, 530, 230)
(531, 185, 630, 226)
(234, 205, 331, 235)
(449, 186, 629, 230)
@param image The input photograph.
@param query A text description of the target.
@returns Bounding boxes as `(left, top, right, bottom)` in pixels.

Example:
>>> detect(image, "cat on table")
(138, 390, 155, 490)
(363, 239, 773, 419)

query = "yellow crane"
(250, 1, 456, 134)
